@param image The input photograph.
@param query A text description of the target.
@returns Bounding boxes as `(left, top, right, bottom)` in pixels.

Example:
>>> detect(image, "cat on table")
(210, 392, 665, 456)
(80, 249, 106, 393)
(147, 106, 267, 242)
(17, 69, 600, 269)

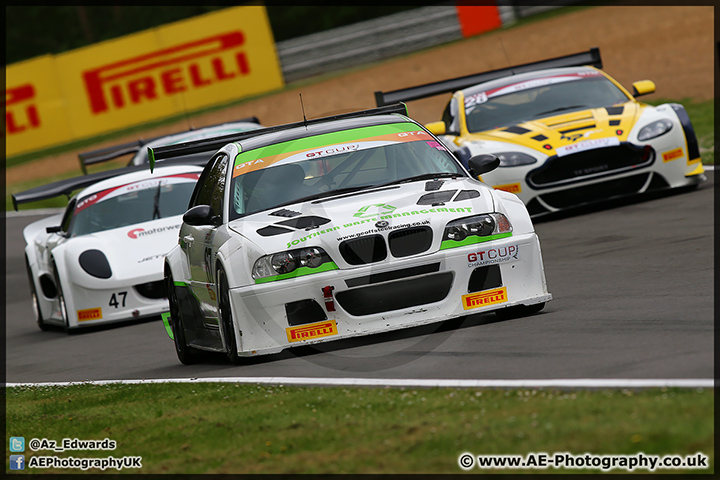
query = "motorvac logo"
(353, 203, 396, 218)
(127, 225, 181, 239)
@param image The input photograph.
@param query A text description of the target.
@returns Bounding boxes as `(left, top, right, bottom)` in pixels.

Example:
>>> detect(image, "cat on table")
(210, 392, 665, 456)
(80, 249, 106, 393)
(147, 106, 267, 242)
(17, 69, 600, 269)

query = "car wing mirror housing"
(46, 225, 63, 234)
(632, 80, 656, 97)
(426, 121, 459, 137)
(467, 154, 500, 177)
(183, 205, 221, 227)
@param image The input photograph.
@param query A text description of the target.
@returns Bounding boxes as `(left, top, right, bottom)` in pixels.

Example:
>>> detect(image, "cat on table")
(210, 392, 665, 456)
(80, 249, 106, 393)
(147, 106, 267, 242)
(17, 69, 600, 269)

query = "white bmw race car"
(14, 164, 203, 332)
(77, 117, 263, 174)
(150, 103, 553, 364)
(375, 48, 706, 217)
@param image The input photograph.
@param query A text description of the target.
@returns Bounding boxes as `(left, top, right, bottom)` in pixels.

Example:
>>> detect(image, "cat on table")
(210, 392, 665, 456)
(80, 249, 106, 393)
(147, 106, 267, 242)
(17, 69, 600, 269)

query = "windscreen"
(70, 172, 200, 237)
(464, 71, 630, 133)
(229, 123, 465, 220)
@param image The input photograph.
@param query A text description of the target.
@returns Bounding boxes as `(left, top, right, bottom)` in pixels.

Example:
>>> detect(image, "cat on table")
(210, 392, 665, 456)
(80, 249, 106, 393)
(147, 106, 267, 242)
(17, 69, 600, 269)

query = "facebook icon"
(10, 455, 25, 470)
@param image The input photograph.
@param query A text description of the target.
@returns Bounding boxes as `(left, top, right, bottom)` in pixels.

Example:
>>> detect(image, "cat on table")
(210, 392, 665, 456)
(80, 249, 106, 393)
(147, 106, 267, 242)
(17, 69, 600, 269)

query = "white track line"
(5, 377, 714, 389)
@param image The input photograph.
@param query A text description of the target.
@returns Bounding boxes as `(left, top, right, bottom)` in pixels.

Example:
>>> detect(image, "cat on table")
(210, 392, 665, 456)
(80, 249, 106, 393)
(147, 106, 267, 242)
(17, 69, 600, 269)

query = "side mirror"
(46, 226, 63, 234)
(632, 80, 655, 97)
(467, 154, 500, 177)
(183, 205, 222, 227)
(425, 121, 446, 136)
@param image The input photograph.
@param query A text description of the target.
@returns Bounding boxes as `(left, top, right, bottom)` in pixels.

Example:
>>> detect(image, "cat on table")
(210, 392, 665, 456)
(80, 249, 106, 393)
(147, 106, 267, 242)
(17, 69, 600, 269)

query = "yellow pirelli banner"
(5, 6, 284, 157)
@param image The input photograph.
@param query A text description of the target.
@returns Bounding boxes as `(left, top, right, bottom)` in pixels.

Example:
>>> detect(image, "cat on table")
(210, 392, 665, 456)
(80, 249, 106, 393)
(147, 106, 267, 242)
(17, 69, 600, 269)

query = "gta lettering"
(397, 131, 427, 137)
(109, 292, 127, 309)
(235, 159, 264, 171)
(83, 32, 250, 115)
(76, 194, 98, 211)
(6, 84, 41, 134)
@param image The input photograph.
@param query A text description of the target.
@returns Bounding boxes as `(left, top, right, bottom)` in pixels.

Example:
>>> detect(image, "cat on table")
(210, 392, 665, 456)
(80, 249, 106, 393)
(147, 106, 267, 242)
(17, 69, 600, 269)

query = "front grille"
(345, 263, 440, 288)
(134, 280, 166, 299)
(388, 227, 432, 258)
(539, 173, 651, 209)
(336, 272, 453, 316)
(339, 235, 387, 265)
(527, 143, 654, 188)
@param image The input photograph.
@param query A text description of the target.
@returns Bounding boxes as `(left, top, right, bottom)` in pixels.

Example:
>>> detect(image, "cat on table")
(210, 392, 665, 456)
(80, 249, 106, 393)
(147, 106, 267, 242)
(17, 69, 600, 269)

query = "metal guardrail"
(274, 3, 585, 83)
(275, 5, 462, 83)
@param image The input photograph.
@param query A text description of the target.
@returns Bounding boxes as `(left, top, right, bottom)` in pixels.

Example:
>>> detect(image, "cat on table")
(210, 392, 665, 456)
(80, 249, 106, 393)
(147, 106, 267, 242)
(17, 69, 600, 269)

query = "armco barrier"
(6, 3, 580, 158)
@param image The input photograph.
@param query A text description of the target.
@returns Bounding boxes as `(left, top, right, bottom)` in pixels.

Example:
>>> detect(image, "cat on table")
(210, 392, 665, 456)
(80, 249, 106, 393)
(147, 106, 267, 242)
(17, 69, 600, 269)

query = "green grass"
(5, 383, 713, 474)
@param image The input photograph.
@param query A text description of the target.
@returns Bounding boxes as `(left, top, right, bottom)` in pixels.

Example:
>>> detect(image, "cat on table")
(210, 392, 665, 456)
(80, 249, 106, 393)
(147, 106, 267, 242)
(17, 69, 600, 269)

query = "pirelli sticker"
(662, 147, 684, 162)
(286, 320, 338, 343)
(493, 183, 522, 194)
(462, 287, 508, 310)
(77, 308, 102, 322)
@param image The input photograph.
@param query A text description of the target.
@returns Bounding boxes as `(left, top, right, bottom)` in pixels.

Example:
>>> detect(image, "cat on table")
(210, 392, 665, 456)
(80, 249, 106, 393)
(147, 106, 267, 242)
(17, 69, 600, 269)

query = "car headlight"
(495, 152, 537, 167)
(252, 247, 335, 281)
(637, 119, 673, 141)
(441, 213, 512, 248)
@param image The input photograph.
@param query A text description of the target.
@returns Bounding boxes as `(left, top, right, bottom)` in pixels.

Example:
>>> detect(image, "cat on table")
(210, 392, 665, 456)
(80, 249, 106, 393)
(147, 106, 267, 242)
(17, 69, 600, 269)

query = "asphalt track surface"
(5, 173, 714, 383)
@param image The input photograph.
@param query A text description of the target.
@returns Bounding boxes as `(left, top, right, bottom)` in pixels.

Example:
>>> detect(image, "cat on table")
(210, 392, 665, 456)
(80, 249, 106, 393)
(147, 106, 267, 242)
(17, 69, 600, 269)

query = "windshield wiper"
(533, 105, 588, 117)
(377, 172, 461, 187)
(152, 181, 163, 219)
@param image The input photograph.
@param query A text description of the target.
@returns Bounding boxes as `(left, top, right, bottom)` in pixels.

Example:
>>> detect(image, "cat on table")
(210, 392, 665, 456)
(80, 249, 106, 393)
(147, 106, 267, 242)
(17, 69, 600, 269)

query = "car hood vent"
(417, 190, 457, 205)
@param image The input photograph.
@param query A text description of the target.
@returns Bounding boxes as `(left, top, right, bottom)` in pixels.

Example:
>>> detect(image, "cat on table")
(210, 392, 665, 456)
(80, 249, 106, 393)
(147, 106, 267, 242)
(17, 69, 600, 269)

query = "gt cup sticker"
(555, 137, 620, 157)
(77, 308, 102, 322)
(286, 320, 338, 343)
(468, 245, 519, 267)
(462, 287, 507, 310)
(662, 147, 684, 162)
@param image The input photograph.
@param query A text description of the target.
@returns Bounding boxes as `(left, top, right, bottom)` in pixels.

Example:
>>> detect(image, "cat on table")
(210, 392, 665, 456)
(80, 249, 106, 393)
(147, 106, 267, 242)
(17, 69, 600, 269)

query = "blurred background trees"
(6, 5, 428, 65)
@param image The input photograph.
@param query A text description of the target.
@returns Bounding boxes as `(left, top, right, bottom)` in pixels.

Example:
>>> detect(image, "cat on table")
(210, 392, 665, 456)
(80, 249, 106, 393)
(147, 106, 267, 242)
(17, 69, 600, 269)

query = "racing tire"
(165, 271, 201, 365)
(217, 267, 242, 365)
(26, 256, 49, 331)
(52, 259, 72, 333)
(495, 302, 545, 320)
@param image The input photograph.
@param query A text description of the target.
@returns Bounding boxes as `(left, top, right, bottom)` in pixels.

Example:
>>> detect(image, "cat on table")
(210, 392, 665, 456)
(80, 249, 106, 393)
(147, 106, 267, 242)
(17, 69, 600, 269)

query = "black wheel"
(217, 268, 242, 365)
(495, 302, 545, 321)
(51, 259, 71, 333)
(26, 256, 49, 331)
(165, 271, 200, 365)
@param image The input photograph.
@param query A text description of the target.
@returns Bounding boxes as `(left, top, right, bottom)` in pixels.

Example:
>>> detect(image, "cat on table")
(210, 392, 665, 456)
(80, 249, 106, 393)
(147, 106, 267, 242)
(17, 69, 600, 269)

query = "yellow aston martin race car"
(375, 48, 706, 217)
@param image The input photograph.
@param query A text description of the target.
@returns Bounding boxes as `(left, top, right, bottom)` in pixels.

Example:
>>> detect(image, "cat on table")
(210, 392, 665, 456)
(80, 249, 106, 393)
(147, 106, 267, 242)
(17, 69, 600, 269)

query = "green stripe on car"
(440, 232, 513, 250)
(254, 262, 339, 284)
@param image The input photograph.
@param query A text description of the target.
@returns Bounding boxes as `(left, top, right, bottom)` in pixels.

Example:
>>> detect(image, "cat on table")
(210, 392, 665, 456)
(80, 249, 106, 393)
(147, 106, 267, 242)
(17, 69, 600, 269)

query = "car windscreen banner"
(232, 123, 446, 178)
(74, 173, 200, 213)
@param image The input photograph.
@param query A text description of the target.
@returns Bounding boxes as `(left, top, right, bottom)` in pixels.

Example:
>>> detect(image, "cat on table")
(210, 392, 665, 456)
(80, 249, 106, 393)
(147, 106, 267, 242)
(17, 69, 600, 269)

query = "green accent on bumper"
(254, 262, 339, 284)
(440, 232, 513, 250)
(173, 281, 187, 287)
(161, 312, 174, 340)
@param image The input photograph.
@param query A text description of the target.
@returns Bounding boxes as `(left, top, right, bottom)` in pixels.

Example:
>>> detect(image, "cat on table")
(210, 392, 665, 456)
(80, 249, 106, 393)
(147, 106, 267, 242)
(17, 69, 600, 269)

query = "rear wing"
(147, 103, 408, 171)
(374, 47, 602, 106)
(76, 116, 261, 174)
(12, 156, 207, 210)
